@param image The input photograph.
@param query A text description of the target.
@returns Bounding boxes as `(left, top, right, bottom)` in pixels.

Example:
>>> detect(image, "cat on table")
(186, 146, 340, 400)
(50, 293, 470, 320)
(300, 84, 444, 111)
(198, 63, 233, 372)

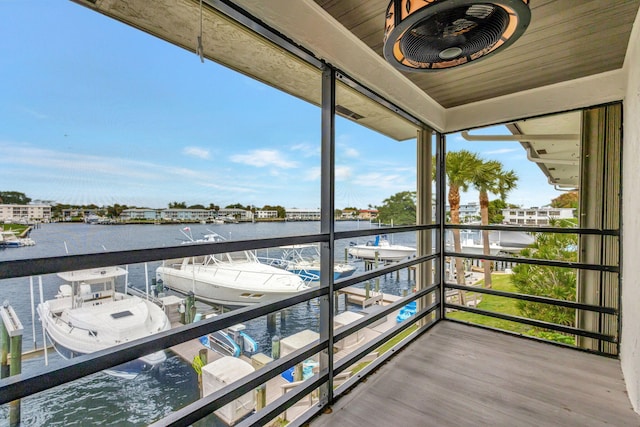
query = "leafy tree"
(168, 201, 187, 209)
(551, 191, 579, 211)
(225, 203, 246, 210)
(488, 199, 519, 224)
(335, 209, 343, 217)
(376, 191, 416, 225)
(188, 204, 206, 210)
(208, 203, 220, 211)
(0, 191, 31, 204)
(511, 220, 577, 327)
(262, 205, 286, 218)
(107, 204, 128, 218)
(443, 150, 483, 285)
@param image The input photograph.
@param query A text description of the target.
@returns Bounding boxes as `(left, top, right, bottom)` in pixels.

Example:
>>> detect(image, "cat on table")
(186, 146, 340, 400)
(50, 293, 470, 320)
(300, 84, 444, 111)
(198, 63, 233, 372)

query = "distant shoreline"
(56, 218, 370, 225)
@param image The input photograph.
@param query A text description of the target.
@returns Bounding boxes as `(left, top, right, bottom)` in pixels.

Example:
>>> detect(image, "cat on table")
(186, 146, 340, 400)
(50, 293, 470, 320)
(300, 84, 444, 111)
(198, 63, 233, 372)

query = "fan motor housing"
(383, 0, 531, 71)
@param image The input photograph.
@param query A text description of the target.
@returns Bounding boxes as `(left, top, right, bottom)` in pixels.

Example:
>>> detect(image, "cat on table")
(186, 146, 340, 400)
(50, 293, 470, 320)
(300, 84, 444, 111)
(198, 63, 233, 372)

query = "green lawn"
(447, 274, 530, 334)
(1, 224, 29, 235)
(447, 274, 574, 344)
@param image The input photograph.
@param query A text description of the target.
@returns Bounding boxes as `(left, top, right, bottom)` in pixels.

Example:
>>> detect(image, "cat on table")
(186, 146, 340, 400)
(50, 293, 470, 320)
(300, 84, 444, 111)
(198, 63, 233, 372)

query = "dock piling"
(1, 317, 8, 379)
(267, 313, 277, 332)
(1, 303, 24, 427)
(271, 335, 280, 359)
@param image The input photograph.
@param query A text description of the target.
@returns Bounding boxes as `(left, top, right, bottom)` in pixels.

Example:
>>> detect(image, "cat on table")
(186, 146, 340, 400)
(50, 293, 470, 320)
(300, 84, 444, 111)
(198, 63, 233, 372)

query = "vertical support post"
(417, 128, 435, 325)
(197, 348, 207, 398)
(1, 304, 23, 427)
(256, 385, 266, 411)
(271, 335, 280, 359)
(436, 131, 446, 320)
(267, 313, 277, 333)
(374, 252, 380, 291)
(9, 334, 22, 427)
(1, 320, 8, 379)
(294, 363, 304, 382)
(319, 64, 336, 405)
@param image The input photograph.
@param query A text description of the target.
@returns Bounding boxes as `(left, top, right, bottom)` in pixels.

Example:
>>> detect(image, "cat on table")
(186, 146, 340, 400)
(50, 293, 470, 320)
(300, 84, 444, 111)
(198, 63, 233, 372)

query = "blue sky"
(0, 1, 563, 210)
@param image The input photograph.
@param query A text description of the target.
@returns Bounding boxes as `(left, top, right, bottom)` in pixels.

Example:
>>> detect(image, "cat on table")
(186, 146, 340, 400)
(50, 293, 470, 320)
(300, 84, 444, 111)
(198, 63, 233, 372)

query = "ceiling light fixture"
(383, 0, 531, 71)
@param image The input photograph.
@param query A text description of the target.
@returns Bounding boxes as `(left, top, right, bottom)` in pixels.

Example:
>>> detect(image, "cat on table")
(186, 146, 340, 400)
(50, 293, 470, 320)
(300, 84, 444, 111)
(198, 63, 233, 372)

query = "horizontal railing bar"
(446, 319, 619, 358)
(334, 300, 440, 376)
(163, 288, 441, 425)
(333, 318, 439, 400)
(445, 223, 619, 236)
(334, 224, 437, 241)
(444, 251, 619, 273)
(0, 233, 328, 280)
(238, 298, 438, 426)
(445, 303, 617, 342)
(235, 370, 327, 427)
(445, 283, 617, 315)
(334, 253, 438, 291)
(0, 286, 327, 405)
(290, 317, 442, 427)
(153, 340, 328, 427)
(333, 284, 439, 343)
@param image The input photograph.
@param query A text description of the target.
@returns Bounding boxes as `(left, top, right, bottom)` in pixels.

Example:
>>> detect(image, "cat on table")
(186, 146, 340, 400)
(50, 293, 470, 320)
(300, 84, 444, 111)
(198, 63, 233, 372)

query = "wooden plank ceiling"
(313, 0, 640, 108)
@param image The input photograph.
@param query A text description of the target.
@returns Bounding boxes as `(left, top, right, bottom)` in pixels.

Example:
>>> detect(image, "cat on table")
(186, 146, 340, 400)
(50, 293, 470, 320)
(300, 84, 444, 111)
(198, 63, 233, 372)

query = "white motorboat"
(348, 235, 415, 262)
(446, 230, 504, 255)
(0, 230, 35, 247)
(37, 266, 170, 379)
(261, 244, 357, 282)
(157, 231, 310, 306)
(459, 238, 504, 255)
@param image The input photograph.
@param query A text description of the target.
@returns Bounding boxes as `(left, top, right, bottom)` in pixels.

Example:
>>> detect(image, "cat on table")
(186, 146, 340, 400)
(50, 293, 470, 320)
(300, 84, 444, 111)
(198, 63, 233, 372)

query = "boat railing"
(126, 286, 166, 308)
(255, 255, 290, 269)
(51, 313, 100, 340)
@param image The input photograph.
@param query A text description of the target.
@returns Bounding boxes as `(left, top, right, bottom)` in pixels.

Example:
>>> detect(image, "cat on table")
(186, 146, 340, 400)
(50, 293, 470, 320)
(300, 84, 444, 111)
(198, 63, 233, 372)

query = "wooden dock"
(168, 303, 402, 425)
(337, 286, 401, 308)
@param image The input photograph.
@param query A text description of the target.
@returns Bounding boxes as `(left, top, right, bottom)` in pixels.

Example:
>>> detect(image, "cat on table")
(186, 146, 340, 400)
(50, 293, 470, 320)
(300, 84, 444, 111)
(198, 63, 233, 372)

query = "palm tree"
(471, 160, 518, 288)
(442, 150, 482, 286)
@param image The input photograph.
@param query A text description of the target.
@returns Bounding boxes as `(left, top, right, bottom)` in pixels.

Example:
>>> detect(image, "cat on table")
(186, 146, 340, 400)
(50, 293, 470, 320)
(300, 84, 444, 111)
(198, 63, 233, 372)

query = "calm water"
(0, 222, 416, 426)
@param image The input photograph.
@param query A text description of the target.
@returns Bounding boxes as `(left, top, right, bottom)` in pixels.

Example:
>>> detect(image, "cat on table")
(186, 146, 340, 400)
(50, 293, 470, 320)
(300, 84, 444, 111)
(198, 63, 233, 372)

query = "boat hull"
(156, 263, 308, 307)
(45, 333, 166, 379)
(37, 292, 170, 379)
(348, 246, 415, 261)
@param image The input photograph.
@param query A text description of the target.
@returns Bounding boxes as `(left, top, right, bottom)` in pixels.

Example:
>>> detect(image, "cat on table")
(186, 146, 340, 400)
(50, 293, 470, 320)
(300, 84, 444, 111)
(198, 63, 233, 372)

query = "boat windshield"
(210, 251, 253, 263)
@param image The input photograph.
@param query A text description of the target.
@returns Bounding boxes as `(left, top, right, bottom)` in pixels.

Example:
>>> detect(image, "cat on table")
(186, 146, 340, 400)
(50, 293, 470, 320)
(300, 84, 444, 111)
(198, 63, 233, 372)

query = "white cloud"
(0, 142, 163, 181)
(291, 143, 319, 158)
(342, 147, 359, 158)
(336, 166, 352, 180)
(302, 165, 352, 182)
(183, 146, 210, 159)
(353, 172, 407, 190)
(19, 106, 48, 120)
(230, 149, 298, 169)
(304, 167, 321, 181)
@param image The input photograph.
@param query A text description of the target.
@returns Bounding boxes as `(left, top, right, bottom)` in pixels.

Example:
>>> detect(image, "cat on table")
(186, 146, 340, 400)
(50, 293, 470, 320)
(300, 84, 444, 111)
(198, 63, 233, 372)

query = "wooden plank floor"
(311, 321, 640, 427)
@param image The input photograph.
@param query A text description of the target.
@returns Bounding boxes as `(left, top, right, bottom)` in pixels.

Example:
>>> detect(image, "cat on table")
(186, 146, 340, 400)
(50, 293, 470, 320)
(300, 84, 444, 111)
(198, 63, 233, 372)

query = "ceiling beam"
(445, 69, 626, 133)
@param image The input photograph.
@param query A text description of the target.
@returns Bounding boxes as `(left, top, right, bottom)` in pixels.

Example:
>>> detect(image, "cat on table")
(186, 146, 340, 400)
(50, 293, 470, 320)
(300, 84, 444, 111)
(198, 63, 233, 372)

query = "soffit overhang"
(73, 0, 639, 136)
